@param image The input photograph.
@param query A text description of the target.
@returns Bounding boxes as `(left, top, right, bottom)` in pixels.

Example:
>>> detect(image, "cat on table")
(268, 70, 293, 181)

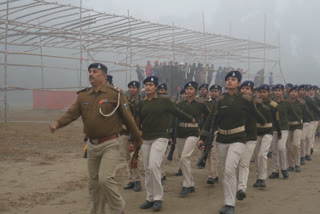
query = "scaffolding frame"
(0, 0, 280, 122)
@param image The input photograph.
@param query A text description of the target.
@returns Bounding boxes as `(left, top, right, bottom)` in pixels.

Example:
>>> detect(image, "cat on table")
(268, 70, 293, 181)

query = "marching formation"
(49, 62, 320, 214)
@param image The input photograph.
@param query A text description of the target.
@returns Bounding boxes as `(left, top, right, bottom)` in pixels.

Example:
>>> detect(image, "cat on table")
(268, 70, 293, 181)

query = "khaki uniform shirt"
(56, 84, 141, 141)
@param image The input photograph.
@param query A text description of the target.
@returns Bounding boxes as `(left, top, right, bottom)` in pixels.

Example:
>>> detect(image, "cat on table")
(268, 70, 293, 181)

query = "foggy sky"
(84, 0, 320, 85)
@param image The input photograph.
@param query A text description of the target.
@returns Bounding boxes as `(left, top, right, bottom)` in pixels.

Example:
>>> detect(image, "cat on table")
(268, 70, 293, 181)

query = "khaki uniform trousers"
(208, 143, 219, 179)
(217, 142, 246, 206)
(177, 136, 199, 187)
(176, 137, 185, 169)
(301, 123, 313, 157)
(311, 121, 319, 149)
(271, 130, 289, 172)
(119, 135, 142, 182)
(254, 134, 273, 180)
(287, 129, 302, 167)
(87, 138, 125, 214)
(238, 140, 257, 192)
(141, 138, 168, 201)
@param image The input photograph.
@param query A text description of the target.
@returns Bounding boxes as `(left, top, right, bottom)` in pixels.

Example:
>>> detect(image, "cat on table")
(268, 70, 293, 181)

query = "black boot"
(175, 169, 182, 176)
(269, 172, 279, 179)
(281, 170, 289, 179)
(300, 157, 305, 165)
(295, 165, 301, 172)
(153, 200, 162, 211)
(134, 181, 141, 192)
(253, 179, 261, 187)
(140, 200, 153, 209)
(124, 182, 134, 189)
(207, 177, 217, 184)
(236, 189, 246, 200)
(287, 166, 294, 171)
(220, 205, 234, 214)
(259, 179, 266, 187)
(179, 186, 191, 196)
(305, 155, 312, 161)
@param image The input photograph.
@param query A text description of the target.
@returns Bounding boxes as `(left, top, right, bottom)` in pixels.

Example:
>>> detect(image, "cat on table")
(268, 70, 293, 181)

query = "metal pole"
(263, 14, 266, 72)
(79, 0, 83, 88)
(4, 0, 9, 122)
(38, 18, 45, 109)
(127, 10, 133, 82)
(278, 31, 286, 84)
(247, 37, 250, 80)
(202, 11, 207, 65)
(172, 23, 176, 63)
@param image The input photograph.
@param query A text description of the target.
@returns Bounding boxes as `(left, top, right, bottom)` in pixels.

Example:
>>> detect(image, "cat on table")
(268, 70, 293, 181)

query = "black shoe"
(140, 200, 153, 209)
(175, 169, 182, 176)
(219, 205, 234, 214)
(300, 157, 305, 165)
(267, 152, 272, 158)
(189, 186, 195, 193)
(207, 177, 216, 184)
(281, 170, 289, 179)
(259, 179, 266, 187)
(124, 182, 134, 189)
(269, 172, 279, 179)
(306, 155, 312, 161)
(161, 176, 166, 183)
(236, 190, 246, 200)
(295, 165, 301, 172)
(179, 187, 190, 196)
(253, 179, 261, 187)
(153, 200, 162, 211)
(287, 166, 294, 171)
(134, 181, 141, 192)
(311, 148, 314, 155)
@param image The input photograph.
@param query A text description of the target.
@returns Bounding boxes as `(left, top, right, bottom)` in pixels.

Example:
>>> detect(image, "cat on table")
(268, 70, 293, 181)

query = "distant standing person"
(135, 65, 145, 86)
(145, 60, 153, 77)
(49, 63, 142, 214)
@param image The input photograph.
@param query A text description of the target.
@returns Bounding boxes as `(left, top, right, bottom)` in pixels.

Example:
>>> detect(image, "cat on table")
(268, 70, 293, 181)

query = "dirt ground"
(1, 110, 320, 214)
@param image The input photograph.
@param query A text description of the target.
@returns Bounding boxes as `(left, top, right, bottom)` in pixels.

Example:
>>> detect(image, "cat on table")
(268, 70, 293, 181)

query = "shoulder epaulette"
(195, 97, 206, 103)
(297, 97, 306, 105)
(108, 85, 123, 93)
(269, 100, 278, 108)
(254, 97, 263, 104)
(77, 87, 89, 94)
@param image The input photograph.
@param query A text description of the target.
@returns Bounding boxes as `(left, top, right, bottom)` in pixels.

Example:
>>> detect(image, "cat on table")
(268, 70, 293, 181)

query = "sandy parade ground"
(1, 109, 320, 214)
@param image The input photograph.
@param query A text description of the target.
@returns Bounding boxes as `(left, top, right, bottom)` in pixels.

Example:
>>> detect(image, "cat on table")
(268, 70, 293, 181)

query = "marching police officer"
(49, 63, 142, 214)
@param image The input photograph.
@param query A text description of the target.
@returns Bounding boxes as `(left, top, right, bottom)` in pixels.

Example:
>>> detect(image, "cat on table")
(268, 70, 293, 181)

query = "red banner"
(33, 90, 77, 110)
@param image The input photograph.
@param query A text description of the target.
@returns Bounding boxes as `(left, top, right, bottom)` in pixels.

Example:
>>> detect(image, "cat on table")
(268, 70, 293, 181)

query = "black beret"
(128, 81, 140, 88)
(289, 85, 299, 92)
(157, 83, 167, 91)
(306, 84, 313, 91)
(285, 83, 293, 88)
(143, 76, 159, 86)
(184, 81, 198, 89)
(240, 81, 254, 90)
(88, 63, 108, 73)
(273, 84, 284, 90)
(180, 88, 186, 94)
(106, 75, 113, 84)
(225, 70, 242, 82)
(258, 84, 270, 91)
(313, 85, 319, 90)
(199, 83, 209, 90)
(298, 84, 306, 90)
(209, 84, 222, 91)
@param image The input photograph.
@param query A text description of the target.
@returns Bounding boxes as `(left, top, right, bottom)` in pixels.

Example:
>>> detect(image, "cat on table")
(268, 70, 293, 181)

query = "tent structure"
(0, 0, 280, 122)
